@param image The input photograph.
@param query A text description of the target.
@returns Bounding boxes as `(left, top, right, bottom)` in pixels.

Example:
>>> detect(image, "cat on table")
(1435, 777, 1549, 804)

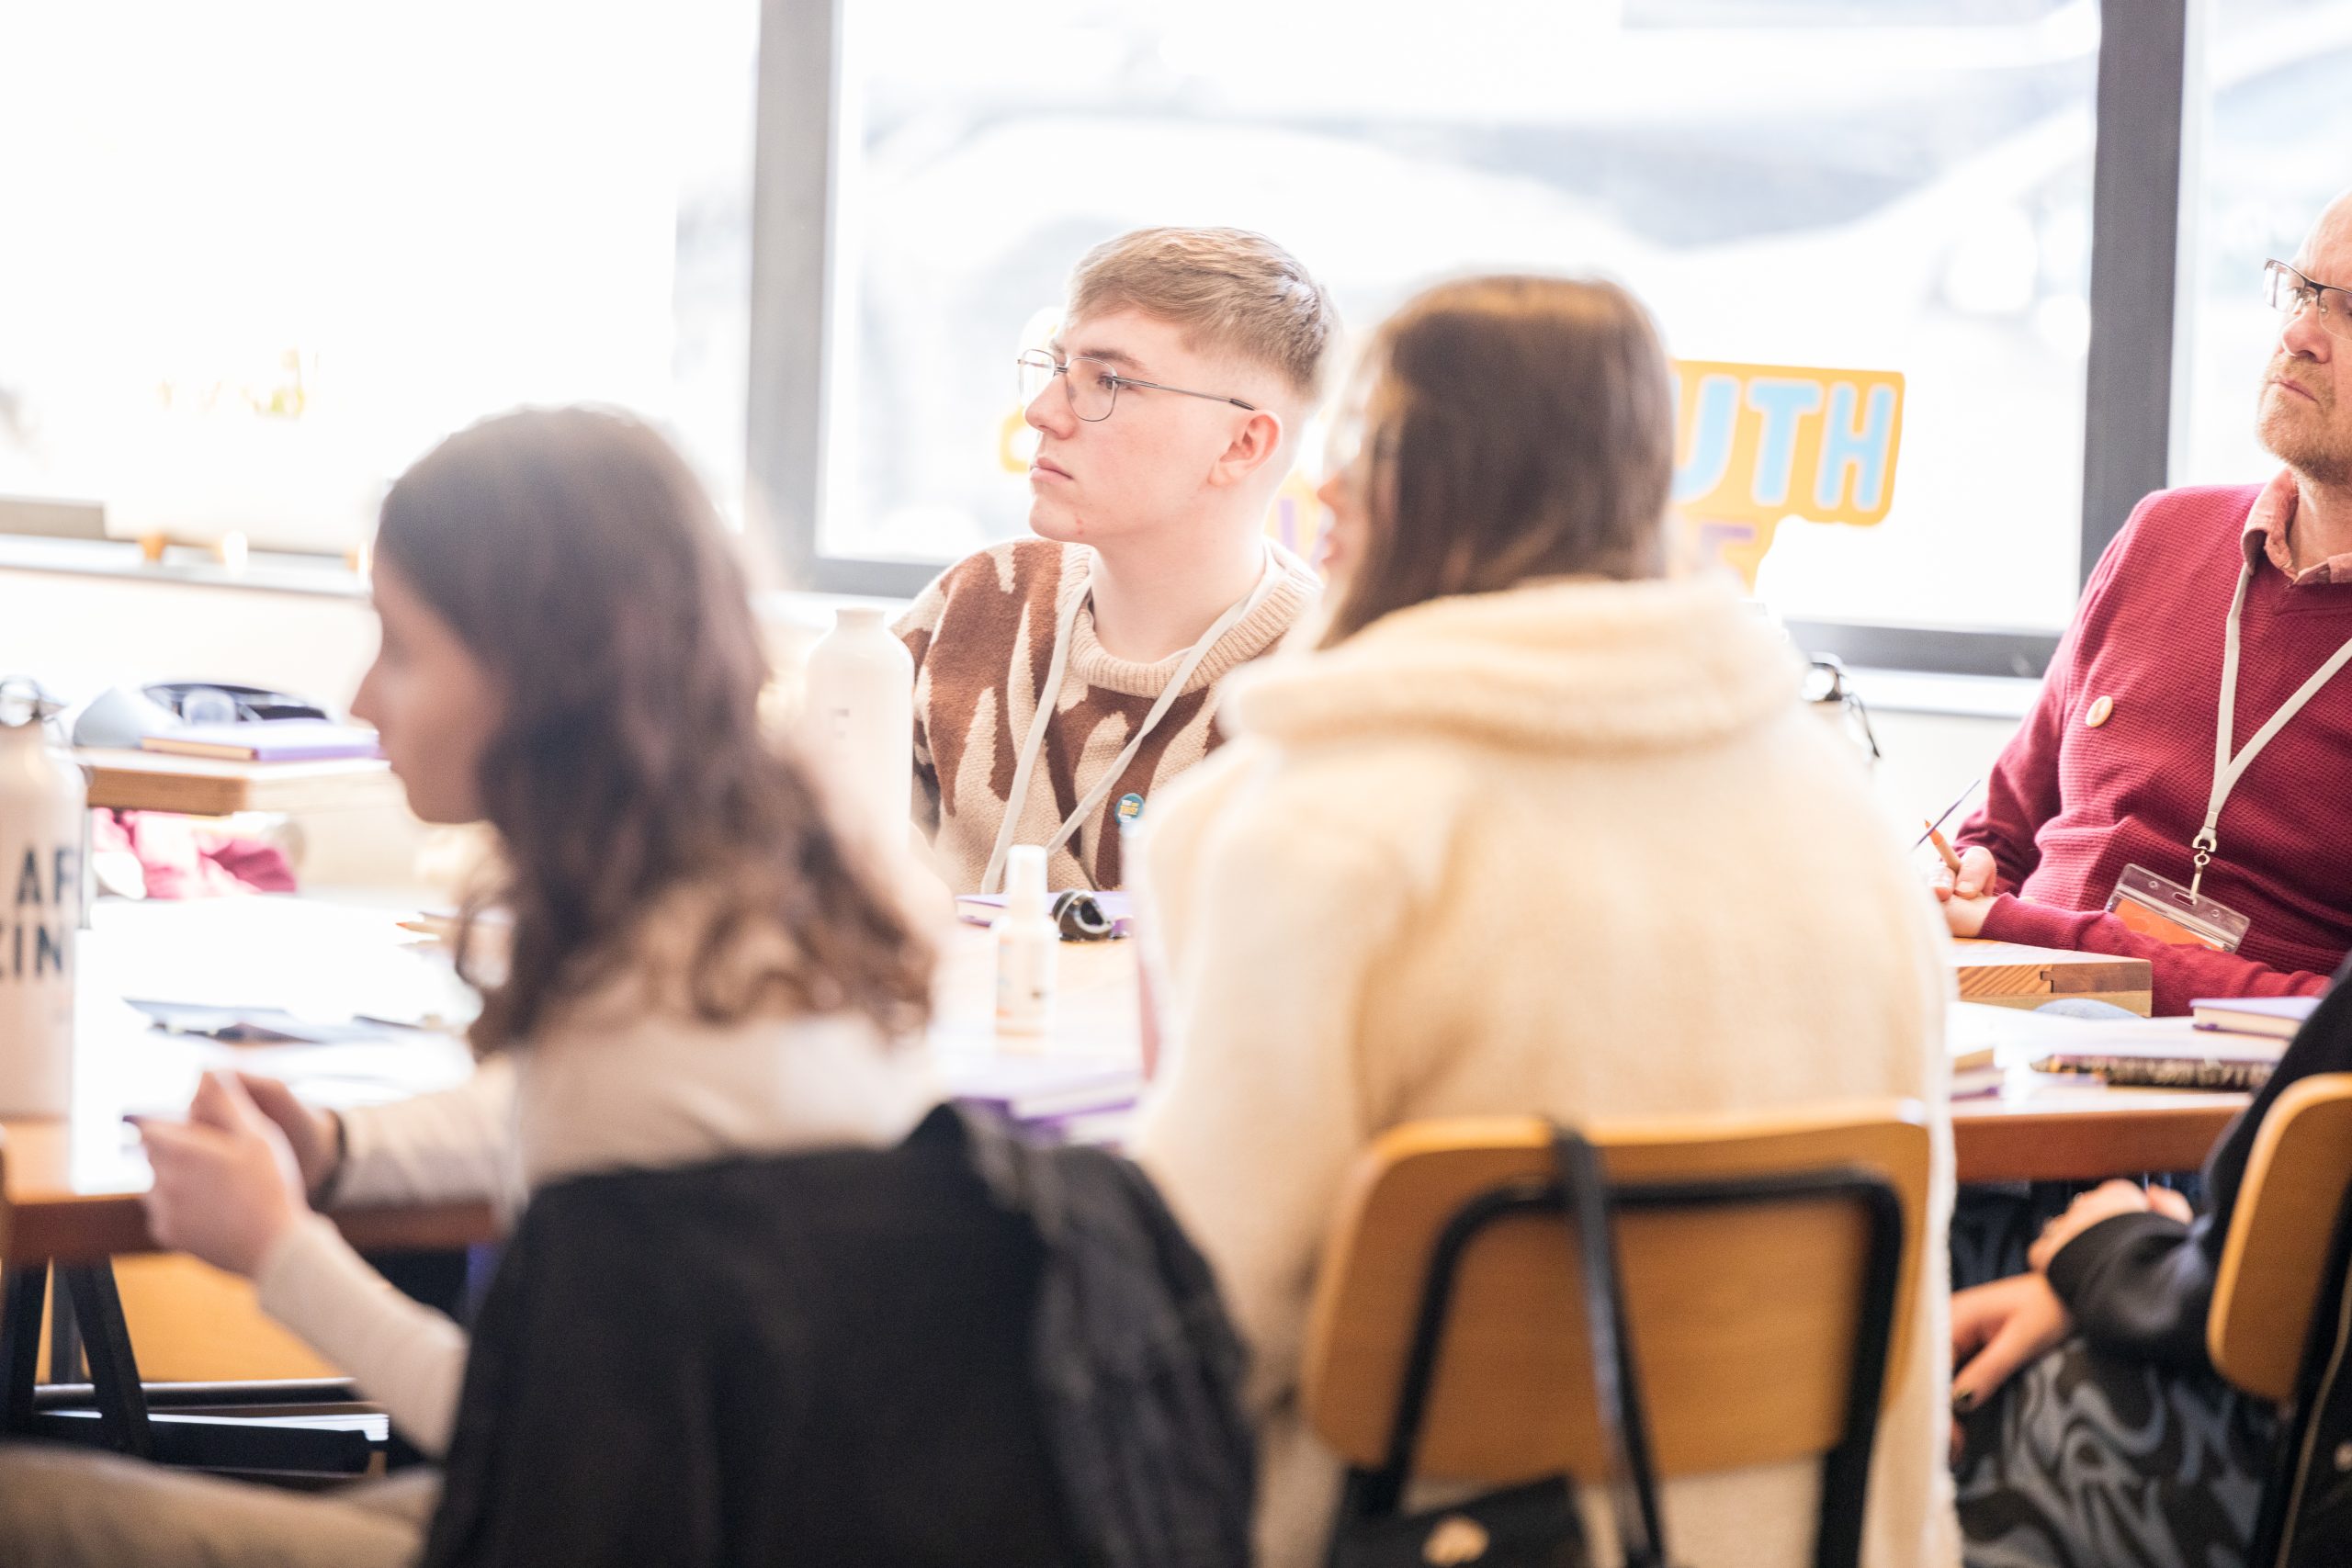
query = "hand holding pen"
(1917, 780, 2000, 934)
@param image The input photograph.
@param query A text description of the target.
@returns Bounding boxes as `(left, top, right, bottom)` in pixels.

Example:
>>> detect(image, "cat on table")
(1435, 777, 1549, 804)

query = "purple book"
(140, 719, 383, 763)
(939, 1054, 1140, 1122)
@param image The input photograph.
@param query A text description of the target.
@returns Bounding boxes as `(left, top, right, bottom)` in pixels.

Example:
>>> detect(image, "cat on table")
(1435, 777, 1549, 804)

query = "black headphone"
(1048, 889, 1118, 942)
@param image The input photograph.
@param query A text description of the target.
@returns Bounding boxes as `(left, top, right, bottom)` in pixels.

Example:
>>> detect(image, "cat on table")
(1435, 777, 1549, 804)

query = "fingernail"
(1951, 1388, 1978, 1415)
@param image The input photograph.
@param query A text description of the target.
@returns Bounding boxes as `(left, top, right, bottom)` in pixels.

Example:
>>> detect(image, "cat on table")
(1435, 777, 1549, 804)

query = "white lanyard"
(980, 544, 1283, 894)
(2194, 553, 2352, 897)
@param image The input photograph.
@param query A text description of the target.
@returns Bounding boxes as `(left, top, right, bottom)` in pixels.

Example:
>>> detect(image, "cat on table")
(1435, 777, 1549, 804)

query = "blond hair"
(1067, 227, 1339, 400)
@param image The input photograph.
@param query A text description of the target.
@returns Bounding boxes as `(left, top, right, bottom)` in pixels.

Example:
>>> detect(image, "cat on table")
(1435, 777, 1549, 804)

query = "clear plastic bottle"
(993, 845, 1057, 1040)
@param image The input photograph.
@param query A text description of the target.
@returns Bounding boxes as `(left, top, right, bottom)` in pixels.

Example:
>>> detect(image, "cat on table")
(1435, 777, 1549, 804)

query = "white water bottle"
(799, 606, 915, 863)
(994, 845, 1057, 1039)
(0, 680, 84, 1116)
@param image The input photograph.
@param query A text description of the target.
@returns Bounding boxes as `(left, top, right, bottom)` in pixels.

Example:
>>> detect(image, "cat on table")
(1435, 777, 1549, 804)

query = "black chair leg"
(50, 1268, 83, 1382)
(58, 1263, 151, 1459)
(1, 1263, 46, 1434)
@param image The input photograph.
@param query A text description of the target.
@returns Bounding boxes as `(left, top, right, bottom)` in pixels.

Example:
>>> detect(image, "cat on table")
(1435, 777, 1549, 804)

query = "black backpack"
(956, 1104, 1259, 1568)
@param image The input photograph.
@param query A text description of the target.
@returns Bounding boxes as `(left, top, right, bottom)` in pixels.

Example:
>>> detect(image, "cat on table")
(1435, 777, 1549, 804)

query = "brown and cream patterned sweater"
(895, 537, 1319, 892)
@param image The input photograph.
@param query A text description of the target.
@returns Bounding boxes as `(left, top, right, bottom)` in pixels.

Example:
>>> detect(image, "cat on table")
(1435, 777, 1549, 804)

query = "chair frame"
(1, 1258, 386, 1476)
(1336, 1160, 1907, 1568)
(2245, 1188, 2352, 1567)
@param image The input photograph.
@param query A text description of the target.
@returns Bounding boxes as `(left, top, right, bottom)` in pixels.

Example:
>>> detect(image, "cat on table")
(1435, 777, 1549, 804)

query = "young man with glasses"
(895, 227, 1337, 893)
(1932, 187, 2352, 1018)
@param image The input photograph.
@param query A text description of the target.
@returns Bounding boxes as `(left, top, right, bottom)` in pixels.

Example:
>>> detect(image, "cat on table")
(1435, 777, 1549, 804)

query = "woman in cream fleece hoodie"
(1132, 276, 1959, 1568)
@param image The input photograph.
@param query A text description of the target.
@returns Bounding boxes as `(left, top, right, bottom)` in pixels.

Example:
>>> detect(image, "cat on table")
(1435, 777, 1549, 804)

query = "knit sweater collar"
(1057, 541, 1321, 699)
(1227, 574, 1804, 753)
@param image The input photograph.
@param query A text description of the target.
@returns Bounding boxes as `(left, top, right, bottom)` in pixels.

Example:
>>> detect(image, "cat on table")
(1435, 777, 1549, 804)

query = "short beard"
(2257, 391, 2352, 490)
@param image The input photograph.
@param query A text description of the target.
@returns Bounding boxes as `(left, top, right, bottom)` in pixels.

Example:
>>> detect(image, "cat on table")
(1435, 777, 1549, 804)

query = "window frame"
(750, 1, 2209, 667)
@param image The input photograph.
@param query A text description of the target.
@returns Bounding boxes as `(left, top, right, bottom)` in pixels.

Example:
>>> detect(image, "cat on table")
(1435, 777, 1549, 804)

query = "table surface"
(0, 905, 2229, 1265)
(75, 749, 400, 818)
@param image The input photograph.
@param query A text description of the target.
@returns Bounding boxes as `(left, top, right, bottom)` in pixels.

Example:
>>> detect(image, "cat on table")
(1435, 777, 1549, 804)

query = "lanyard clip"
(2189, 828, 2219, 900)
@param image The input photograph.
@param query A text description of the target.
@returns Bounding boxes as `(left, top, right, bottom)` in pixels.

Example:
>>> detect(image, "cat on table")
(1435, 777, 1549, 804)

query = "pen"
(1924, 820, 1965, 878)
(1912, 777, 1982, 850)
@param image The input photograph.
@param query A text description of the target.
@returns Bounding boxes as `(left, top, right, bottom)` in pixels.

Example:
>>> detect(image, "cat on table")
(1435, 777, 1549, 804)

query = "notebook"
(1948, 1002, 2283, 1092)
(1947, 1004, 2046, 1100)
(2190, 995, 2322, 1041)
(140, 719, 383, 762)
(2030, 1018, 2283, 1091)
(936, 1052, 1141, 1122)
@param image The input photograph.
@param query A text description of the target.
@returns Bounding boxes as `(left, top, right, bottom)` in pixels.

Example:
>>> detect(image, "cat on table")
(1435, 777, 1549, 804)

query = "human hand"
(1931, 844, 2000, 904)
(2027, 1179, 2192, 1273)
(137, 1070, 312, 1278)
(1941, 893, 1997, 938)
(1951, 1274, 2072, 1423)
(232, 1073, 344, 1198)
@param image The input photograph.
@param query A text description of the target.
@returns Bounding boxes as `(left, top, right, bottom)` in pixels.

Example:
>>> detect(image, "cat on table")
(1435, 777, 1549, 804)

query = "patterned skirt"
(1951, 1186, 2279, 1568)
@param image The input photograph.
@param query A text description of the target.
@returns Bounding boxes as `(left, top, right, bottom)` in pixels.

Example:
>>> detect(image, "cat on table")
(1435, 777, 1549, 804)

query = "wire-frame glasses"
(2265, 259, 2352, 343)
(1016, 350, 1258, 422)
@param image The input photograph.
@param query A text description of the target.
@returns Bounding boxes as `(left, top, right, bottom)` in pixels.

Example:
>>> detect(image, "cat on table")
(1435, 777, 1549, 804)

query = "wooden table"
(0, 899, 2240, 1455)
(2, 909, 2218, 1269)
(1951, 1087, 2244, 1184)
(1, 909, 1138, 1269)
(0, 900, 1143, 1454)
(76, 749, 400, 818)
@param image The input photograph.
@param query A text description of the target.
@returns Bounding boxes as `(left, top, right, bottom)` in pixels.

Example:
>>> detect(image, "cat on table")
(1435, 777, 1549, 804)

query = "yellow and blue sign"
(1669, 360, 1905, 588)
(1249, 360, 1904, 590)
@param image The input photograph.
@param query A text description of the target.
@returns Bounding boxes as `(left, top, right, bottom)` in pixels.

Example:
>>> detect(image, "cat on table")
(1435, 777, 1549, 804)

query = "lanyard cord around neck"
(979, 544, 1282, 895)
(2195, 555, 2352, 897)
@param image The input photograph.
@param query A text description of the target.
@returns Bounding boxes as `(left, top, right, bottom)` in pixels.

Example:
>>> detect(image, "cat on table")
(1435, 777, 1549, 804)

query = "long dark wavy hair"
(374, 406, 933, 1053)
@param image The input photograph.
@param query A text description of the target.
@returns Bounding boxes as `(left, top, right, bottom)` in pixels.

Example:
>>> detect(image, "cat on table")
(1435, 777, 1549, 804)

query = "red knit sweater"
(1956, 483, 2352, 1015)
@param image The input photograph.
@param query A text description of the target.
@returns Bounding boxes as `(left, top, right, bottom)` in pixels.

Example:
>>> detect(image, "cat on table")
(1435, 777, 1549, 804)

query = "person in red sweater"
(1943, 191, 2352, 1568)
(1937, 196, 2352, 1019)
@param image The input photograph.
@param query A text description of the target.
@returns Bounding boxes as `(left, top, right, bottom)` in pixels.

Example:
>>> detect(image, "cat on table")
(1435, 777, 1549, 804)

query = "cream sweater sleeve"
(332, 1055, 518, 1209)
(1131, 790, 1411, 1419)
(253, 1213, 470, 1457)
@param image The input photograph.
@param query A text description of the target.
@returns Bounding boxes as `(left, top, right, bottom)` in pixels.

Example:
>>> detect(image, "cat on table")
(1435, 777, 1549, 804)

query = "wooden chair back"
(1301, 1103, 1929, 1489)
(2210, 1074, 2352, 1403)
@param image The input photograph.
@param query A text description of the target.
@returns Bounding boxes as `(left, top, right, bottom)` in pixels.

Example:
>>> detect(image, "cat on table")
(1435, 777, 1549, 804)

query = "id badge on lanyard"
(2106, 864, 2250, 953)
(2105, 552, 2352, 955)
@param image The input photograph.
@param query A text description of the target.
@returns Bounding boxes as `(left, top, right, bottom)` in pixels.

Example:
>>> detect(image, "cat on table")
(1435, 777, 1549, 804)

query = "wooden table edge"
(1951, 1095, 2245, 1184)
(3, 1194, 498, 1268)
(75, 750, 396, 818)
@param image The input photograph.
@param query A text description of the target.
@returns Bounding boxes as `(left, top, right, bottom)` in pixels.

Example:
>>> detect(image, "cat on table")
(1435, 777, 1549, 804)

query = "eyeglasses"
(2264, 259, 2352, 342)
(1015, 350, 1257, 423)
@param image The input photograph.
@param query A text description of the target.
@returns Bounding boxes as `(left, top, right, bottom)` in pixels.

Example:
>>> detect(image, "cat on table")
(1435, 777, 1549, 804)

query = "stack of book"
(139, 719, 382, 762)
(2190, 996, 2321, 1041)
(1947, 998, 2308, 1094)
(936, 1053, 1142, 1146)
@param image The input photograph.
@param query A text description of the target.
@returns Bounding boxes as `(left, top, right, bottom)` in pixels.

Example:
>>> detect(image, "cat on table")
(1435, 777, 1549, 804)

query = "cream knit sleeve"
(253, 1213, 470, 1457)
(333, 1055, 518, 1211)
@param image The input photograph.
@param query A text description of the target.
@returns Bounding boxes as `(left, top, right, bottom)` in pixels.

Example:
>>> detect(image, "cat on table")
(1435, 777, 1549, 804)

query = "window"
(0, 1, 756, 557)
(802, 0, 2101, 644)
(2177, 0, 2352, 490)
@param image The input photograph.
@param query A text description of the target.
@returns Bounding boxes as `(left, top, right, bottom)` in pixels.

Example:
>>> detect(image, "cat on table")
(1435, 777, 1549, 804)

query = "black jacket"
(420, 1105, 1253, 1568)
(2047, 951, 2352, 1366)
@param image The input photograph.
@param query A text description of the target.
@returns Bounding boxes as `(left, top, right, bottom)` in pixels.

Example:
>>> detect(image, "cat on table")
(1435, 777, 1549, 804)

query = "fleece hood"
(1227, 575, 1805, 755)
